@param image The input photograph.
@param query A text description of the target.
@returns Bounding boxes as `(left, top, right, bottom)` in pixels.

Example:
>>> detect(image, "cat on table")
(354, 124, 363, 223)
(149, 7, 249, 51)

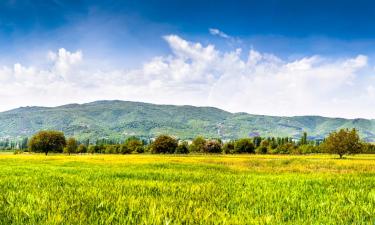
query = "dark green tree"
(234, 138, 255, 153)
(151, 135, 178, 154)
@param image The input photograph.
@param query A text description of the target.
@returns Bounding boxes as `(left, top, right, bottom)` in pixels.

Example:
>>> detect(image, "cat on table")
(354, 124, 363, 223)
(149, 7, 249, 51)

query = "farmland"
(0, 154, 374, 224)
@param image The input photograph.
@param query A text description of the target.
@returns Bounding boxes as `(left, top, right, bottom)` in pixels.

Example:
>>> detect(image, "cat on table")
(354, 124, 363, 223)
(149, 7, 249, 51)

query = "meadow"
(0, 153, 374, 224)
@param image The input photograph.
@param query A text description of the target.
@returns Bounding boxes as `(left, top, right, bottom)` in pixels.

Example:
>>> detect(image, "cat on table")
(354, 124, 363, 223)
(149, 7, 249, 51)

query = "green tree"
(64, 137, 78, 155)
(77, 144, 87, 154)
(124, 137, 144, 153)
(234, 138, 255, 153)
(151, 135, 178, 154)
(222, 141, 235, 154)
(256, 140, 269, 154)
(189, 136, 206, 153)
(175, 141, 189, 154)
(204, 140, 222, 153)
(322, 128, 363, 159)
(28, 130, 66, 155)
(300, 132, 308, 145)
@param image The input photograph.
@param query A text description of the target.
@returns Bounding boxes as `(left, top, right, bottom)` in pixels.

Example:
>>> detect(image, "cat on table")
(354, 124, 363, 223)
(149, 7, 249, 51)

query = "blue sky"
(1, 0, 375, 118)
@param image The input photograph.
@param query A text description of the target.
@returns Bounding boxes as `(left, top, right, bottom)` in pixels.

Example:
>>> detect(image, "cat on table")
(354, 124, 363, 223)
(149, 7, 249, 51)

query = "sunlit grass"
(0, 154, 374, 224)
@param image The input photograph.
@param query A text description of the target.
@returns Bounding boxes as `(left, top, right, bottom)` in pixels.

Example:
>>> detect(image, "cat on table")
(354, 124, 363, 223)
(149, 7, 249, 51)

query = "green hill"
(1, 100, 375, 141)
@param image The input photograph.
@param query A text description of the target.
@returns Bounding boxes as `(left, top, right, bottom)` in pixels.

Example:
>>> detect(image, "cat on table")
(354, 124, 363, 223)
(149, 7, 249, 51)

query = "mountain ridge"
(1, 100, 374, 141)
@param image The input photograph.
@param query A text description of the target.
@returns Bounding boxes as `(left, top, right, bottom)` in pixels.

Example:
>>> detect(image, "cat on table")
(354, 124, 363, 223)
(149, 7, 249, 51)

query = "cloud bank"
(0, 35, 374, 118)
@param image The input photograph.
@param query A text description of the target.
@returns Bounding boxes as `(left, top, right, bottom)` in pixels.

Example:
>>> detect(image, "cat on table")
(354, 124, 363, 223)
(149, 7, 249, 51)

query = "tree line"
(15, 128, 375, 158)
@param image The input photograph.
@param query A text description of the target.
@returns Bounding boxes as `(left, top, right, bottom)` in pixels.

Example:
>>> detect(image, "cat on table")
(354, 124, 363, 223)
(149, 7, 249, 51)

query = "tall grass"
(0, 154, 374, 224)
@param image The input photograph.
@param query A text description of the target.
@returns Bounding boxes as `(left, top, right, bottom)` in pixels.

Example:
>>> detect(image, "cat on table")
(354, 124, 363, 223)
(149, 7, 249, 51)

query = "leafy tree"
(322, 128, 363, 159)
(64, 137, 78, 155)
(88, 145, 96, 154)
(234, 138, 255, 153)
(189, 136, 206, 152)
(77, 144, 87, 154)
(175, 141, 189, 154)
(256, 140, 269, 154)
(28, 130, 66, 155)
(222, 141, 235, 154)
(204, 140, 222, 153)
(151, 135, 178, 154)
(124, 137, 144, 153)
(300, 132, 308, 145)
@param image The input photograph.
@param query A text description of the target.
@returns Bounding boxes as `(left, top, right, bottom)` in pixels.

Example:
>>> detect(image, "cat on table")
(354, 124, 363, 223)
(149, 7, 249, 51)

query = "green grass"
(0, 154, 374, 224)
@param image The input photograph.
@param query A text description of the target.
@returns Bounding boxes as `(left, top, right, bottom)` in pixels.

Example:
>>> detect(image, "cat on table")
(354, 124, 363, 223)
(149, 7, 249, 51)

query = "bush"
(204, 140, 222, 153)
(234, 138, 254, 153)
(255, 140, 269, 154)
(28, 130, 66, 155)
(222, 141, 235, 154)
(189, 136, 206, 153)
(88, 145, 96, 154)
(77, 144, 87, 154)
(64, 137, 78, 155)
(151, 135, 178, 154)
(124, 137, 144, 153)
(175, 141, 189, 154)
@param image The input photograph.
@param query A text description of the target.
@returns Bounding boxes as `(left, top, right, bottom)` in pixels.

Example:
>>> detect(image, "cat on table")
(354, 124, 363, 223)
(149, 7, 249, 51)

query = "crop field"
(0, 154, 374, 224)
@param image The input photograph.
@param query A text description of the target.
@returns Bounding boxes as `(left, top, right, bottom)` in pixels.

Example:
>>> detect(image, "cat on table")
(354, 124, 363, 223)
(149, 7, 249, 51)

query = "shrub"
(151, 135, 178, 154)
(64, 137, 78, 155)
(204, 140, 222, 153)
(189, 136, 206, 153)
(124, 137, 144, 153)
(222, 141, 235, 154)
(77, 144, 87, 154)
(175, 141, 189, 154)
(234, 138, 254, 153)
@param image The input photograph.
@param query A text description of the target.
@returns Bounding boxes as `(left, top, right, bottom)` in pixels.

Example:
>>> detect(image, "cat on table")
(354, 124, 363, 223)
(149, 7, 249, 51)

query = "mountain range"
(0, 100, 374, 141)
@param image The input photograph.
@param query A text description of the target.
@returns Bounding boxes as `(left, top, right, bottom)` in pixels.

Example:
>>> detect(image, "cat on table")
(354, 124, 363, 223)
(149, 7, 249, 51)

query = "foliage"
(151, 135, 178, 154)
(175, 141, 189, 154)
(189, 136, 206, 152)
(28, 130, 66, 155)
(77, 144, 87, 154)
(204, 140, 222, 153)
(124, 137, 144, 153)
(321, 128, 363, 158)
(64, 137, 78, 155)
(222, 141, 235, 154)
(233, 138, 255, 153)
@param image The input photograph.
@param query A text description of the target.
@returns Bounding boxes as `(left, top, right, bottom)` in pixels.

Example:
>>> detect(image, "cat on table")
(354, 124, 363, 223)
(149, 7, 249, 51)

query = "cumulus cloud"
(0, 36, 374, 118)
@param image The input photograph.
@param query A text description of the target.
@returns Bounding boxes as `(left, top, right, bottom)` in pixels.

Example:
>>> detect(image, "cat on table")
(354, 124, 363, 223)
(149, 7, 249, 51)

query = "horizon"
(1, 1, 375, 118)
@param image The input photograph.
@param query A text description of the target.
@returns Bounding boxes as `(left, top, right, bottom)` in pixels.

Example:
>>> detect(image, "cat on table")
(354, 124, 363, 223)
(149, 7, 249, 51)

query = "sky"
(1, 0, 375, 118)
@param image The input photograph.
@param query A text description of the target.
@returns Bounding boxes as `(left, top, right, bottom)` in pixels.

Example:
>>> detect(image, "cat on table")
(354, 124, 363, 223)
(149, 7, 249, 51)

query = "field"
(0, 154, 374, 224)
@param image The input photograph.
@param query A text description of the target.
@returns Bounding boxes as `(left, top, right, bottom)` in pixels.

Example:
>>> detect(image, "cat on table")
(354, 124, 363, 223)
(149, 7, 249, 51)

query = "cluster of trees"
(16, 128, 375, 158)
(0, 137, 28, 150)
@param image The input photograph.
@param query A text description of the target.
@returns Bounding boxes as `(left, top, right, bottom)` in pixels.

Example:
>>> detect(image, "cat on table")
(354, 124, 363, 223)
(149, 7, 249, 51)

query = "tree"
(222, 141, 235, 154)
(234, 138, 255, 153)
(300, 132, 308, 145)
(175, 141, 189, 154)
(189, 136, 206, 152)
(88, 145, 96, 154)
(77, 144, 87, 154)
(256, 140, 269, 154)
(28, 131, 66, 155)
(322, 128, 363, 159)
(151, 135, 178, 154)
(204, 140, 222, 153)
(64, 137, 78, 155)
(124, 137, 144, 153)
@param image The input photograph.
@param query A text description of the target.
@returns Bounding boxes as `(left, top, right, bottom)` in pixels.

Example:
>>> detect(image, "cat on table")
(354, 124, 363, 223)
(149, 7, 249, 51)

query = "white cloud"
(209, 28, 231, 39)
(0, 37, 374, 119)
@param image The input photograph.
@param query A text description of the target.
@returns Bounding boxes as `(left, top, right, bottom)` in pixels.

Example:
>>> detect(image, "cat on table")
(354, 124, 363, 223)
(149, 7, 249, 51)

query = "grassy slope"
(0, 154, 374, 224)
(1, 100, 375, 140)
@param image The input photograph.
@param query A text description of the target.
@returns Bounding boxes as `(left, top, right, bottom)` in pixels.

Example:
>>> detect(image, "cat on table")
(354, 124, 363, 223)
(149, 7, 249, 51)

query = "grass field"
(0, 154, 374, 224)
